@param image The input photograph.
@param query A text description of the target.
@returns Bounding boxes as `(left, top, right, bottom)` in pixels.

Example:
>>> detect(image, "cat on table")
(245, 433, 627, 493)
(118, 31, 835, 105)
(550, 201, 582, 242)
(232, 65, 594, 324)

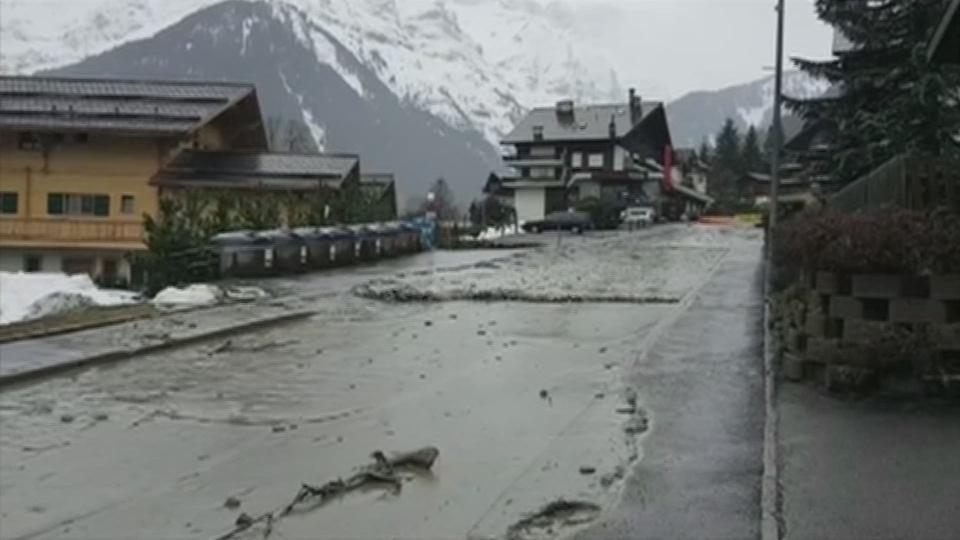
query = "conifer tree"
(787, 0, 960, 183)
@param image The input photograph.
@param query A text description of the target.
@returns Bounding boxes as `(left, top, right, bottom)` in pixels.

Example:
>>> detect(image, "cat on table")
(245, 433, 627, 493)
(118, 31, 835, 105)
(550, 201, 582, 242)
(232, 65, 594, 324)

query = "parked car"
(621, 206, 656, 229)
(522, 211, 593, 234)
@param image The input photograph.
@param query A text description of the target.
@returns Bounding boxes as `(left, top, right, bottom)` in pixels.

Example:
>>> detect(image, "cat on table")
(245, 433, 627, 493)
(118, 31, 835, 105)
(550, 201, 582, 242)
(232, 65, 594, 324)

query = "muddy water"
(0, 226, 752, 540)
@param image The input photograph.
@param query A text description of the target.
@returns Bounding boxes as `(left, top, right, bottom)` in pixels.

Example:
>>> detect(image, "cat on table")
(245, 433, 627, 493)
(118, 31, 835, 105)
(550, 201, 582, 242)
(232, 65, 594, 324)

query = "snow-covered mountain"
(36, 1, 509, 203)
(0, 0, 620, 148)
(666, 71, 830, 148)
(1, 0, 829, 195)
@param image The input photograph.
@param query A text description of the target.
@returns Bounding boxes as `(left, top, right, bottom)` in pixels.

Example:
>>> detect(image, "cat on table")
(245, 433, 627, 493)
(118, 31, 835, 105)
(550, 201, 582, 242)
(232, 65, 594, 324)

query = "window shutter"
(48, 194, 63, 215)
(94, 195, 110, 216)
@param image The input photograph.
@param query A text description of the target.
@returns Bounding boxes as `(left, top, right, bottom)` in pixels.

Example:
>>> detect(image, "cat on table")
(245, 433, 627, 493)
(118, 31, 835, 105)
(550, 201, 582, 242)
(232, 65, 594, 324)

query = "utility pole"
(768, 0, 786, 237)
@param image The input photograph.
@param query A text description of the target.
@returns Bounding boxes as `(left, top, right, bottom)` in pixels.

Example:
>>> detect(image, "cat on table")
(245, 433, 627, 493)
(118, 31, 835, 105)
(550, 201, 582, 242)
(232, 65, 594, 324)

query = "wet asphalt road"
(577, 228, 766, 540)
(0, 225, 768, 540)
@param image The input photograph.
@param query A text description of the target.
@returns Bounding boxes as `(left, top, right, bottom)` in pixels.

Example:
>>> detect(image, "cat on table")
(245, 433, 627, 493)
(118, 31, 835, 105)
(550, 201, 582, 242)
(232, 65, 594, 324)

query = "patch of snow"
(240, 17, 253, 55)
(0, 0, 623, 147)
(737, 104, 768, 128)
(0, 272, 138, 325)
(223, 286, 269, 302)
(477, 225, 519, 240)
(152, 284, 223, 306)
(302, 108, 326, 151)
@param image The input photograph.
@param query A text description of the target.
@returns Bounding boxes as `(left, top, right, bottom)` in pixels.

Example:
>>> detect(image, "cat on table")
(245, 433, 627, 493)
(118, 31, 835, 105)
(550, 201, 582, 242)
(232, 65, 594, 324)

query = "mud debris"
(579, 466, 596, 475)
(224, 496, 241, 510)
(506, 500, 601, 540)
(59, 414, 74, 423)
(624, 415, 649, 435)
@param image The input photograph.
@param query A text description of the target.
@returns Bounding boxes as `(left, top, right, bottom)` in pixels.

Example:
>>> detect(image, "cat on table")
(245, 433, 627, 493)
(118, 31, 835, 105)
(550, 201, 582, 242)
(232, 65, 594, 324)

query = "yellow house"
(0, 76, 267, 283)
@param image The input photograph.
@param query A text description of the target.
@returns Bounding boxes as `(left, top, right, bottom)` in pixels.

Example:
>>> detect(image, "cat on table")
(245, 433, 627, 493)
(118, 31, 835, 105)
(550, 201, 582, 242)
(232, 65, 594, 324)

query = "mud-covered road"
(0, 224, 765, 540)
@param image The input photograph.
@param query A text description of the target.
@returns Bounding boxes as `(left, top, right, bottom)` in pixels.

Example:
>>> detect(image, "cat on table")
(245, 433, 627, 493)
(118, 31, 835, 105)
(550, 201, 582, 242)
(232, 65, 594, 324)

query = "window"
(571, 152, 583, 168)
(24, 255, 41, 272)
(121, 195, 135, 215)
(74, 133, 89, 144)
(18, 132, 40, 151)
(530, 167, 555, 179)
(530, 146, 555, 157)
(47, 193, 110, 217)
(0, 192, 18, 214)
(533, 125, 544, 141)
(588, 153, 605, 168)
(62, 258, 95, 276)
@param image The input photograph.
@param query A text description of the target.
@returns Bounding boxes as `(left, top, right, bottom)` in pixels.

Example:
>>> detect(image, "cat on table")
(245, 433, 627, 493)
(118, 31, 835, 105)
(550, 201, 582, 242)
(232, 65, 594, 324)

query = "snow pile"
(0, 272, 138, 325)
(152, 284, 223, 306)
(477, 225, 520, 241)
(224, 286, 269, 302)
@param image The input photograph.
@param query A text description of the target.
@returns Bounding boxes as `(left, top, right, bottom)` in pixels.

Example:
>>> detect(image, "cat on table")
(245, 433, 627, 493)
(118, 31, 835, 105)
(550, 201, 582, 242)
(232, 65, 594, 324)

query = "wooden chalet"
(498, 89, 709, 223)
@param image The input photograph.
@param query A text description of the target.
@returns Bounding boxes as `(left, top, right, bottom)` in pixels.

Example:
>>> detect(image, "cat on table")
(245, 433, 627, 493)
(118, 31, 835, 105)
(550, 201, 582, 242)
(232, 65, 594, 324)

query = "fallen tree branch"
(212, 447, 439, 540)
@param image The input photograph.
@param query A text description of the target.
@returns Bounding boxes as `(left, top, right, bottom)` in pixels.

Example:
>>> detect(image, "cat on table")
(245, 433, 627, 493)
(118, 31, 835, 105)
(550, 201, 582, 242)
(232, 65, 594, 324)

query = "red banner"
(662, 144, 673, 193)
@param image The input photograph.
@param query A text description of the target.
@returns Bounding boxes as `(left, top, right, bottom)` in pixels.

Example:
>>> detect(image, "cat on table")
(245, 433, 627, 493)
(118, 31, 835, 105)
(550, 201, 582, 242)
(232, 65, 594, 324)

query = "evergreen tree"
(698, 138, 712, 164)
(741, 125, 765, 173)
(787, 0, 960, 183)
(707, 118, 745, 211)
(714, 118, 742, 171)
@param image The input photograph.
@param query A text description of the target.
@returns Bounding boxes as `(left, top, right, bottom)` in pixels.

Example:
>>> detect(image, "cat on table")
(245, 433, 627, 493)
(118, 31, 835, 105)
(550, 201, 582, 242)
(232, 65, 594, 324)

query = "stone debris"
(224, 496, 241, 510)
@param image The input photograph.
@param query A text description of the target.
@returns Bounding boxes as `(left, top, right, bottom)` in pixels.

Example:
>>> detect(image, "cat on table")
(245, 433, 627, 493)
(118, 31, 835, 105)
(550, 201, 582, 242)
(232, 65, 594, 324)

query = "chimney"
(608, 114, 617, 140)
(555, 100, 575, 122)
(629, 88, 643, 125)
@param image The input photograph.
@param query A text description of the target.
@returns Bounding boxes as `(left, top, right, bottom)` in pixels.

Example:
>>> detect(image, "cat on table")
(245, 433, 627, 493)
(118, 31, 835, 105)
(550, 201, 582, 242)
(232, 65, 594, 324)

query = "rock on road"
(0, 224, 765, 540)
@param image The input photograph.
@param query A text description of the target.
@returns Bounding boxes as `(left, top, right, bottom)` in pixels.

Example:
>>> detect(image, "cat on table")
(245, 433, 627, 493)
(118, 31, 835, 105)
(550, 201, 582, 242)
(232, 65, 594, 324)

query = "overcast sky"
(553, 0, 834, 99)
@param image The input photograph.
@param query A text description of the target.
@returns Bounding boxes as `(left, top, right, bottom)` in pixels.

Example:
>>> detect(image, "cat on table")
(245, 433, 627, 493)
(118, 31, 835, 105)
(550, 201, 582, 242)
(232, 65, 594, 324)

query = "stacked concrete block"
(795, 272, 960, 380)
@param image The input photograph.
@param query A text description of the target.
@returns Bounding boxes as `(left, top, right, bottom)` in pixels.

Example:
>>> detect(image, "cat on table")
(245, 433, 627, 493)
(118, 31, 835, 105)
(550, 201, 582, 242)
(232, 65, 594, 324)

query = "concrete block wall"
(791, 272, 960, 372)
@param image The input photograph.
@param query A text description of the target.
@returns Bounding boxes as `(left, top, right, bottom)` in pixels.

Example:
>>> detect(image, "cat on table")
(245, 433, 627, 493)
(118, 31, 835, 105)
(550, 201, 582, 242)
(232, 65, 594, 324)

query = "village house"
(359, 173, 399, 221)
(152, 150, 361, 229)
(675, 148, 709, 195)
(0, 75, 389, 283)
(498, 89, 711, 223)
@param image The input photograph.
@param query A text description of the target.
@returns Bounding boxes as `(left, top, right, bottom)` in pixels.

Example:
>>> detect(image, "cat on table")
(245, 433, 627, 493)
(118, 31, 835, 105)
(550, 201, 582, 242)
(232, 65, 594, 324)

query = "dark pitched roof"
(153, 150, 359, 191)
(360, 173, 396, 199)
(502, 102, 663, 144)
(0, 76, 255, 136)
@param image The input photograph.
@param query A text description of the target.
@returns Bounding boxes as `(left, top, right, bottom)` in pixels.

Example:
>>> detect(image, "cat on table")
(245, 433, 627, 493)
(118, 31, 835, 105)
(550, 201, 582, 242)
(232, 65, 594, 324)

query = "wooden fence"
(830, 154, 960, 213)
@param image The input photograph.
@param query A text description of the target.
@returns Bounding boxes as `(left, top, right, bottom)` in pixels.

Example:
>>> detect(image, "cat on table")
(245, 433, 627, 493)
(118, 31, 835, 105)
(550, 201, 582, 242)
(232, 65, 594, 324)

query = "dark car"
(522, 211, 594, 234)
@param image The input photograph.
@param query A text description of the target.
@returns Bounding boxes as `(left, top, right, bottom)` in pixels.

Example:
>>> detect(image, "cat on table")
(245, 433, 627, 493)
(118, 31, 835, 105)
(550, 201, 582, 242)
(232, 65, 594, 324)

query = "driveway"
(0, 224, 766, 540)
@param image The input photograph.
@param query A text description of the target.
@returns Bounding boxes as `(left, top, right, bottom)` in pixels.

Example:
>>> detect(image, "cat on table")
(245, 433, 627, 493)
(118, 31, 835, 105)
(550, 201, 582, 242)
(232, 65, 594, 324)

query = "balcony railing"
(0, 218, 144, 245)
(502, 155, 564, 167)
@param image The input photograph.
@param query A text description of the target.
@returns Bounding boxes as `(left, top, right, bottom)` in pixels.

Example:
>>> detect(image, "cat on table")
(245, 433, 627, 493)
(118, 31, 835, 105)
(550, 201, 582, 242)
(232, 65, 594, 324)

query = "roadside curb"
(761, 282, 784, 540)
(0, 309, 315, 389)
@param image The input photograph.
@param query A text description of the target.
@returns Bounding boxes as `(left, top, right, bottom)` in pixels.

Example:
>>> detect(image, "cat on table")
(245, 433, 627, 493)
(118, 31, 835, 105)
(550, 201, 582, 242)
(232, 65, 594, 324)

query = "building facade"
(0, 76, 267, 282)
(0, 75, 390, 283)
(498, 89, 710, 223)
